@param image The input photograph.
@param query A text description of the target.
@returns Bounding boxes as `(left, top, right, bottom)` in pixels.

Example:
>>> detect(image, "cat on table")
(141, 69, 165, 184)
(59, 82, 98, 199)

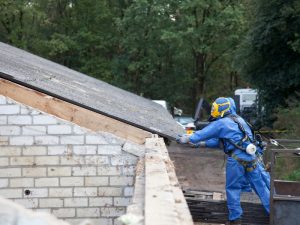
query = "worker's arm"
(191, 138, 221, 148)
(176, 120, 223, 145)
(189, 120, 222, 144)
(205, 138, 222, 148)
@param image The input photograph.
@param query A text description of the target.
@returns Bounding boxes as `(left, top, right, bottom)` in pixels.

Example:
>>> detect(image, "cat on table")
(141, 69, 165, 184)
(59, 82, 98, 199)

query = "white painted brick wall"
(0, 179, 8, 188)
(60, 156, 85, 165)
(10, 178, 34, 187)
(86, 135, 107, 144)
(89, 197, 113, 207)
(114, 197, 132, 206)
(10, 136, 34, 145)
(48, 146, 68, 155)
(85, 156, 109, 165)
(0, 116, 7, 124)
(10, 156, 34, 166)
(48, 125, 72, 134)
(22, 126, 46, 135)
(77, 208, 100, 217)
(74, 187, 97, 197)
(0, 146, 21, 156)
(124, 187, 134, 197)
(49, 188, 73, 197)
(60, 135, 84, 145)
(23, 146, 47, 155)
(110, 176, 134, 186)
(0, 105, 19, 114)
(60, 177, 84, 186)
(0, 126, 20, 135)
(72, 167, 97, 176)
(23, 168, 47, 177)
(85, 177, 109, 186)
(0, 95, 6, 104)
(111, 155, 137, 166)
(100, 207, 126, 217)
(24, 188, 48, 197)
(35, 136, 59, 145)
(35, 156, 59, 165)
(33, 115, 57, 124)
(8, 115, 32, 125)
(98, 166, 122, 176)
(98, 145, 122, 155)
(14, 198, 38, 208)
(64, 198, 88, 207)
(35, 178, 59, 187)
(73, 145, 97, 155)
(0, 157, 9, 166)
(123, 166, 136, 176)
(0, 168, 21, 177)
(0, 136, 9, 145)
(0, 96, 140, 224)
(40, 198, 64, 208)
(0, 189, 22, 198)
(98, 187, 123, 197)
(48, 167, 72, 176)
(52, 208, 75, 218)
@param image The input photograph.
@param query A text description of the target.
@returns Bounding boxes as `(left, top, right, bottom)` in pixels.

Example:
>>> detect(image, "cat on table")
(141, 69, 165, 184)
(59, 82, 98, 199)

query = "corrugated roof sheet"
(0, 42, 184, 139)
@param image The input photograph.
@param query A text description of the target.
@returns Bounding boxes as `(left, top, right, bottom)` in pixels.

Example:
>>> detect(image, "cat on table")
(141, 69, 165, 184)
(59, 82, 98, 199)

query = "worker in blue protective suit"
(200, 98, 270, 191)
(177, 97, 270, 225)
(197, 98, 252, 193)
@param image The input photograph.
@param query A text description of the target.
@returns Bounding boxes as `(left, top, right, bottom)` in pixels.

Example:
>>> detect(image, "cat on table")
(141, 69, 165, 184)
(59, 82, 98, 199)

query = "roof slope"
(0, 42, 183, 139)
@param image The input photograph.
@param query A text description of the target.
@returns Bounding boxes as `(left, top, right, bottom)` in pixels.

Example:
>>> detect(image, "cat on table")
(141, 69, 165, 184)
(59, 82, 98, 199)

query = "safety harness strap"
(222, 114, 256, 153)
(231, 153, 257, 172)
(228, 114, 254, 143)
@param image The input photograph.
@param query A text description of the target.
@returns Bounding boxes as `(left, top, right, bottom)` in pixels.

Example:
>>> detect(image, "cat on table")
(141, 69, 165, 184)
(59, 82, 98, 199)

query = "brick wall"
(0, 95, 145, 225)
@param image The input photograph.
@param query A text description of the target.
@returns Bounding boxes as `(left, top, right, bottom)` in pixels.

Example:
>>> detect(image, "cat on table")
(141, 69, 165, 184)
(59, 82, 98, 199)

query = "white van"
(234, 89, 258, 113)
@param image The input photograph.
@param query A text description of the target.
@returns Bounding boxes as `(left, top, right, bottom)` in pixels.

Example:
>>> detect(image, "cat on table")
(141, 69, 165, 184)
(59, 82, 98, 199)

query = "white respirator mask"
(246, 143, 257, 155)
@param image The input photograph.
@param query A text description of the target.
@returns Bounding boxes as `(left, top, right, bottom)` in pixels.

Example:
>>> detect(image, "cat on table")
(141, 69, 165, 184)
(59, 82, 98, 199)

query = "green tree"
(0, 0, 249, 114)
(0, 0, 44, 49)
(237, 0, 300, 122)
(116, 0, 247, 112)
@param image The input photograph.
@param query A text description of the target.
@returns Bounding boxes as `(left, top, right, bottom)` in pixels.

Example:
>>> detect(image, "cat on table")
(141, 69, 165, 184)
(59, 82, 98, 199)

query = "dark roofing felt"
(0, 42, 184, 139)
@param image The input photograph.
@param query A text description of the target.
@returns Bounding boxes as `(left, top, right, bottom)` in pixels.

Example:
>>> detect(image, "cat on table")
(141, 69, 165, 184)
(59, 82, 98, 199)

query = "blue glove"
(176, 134, 190, 144)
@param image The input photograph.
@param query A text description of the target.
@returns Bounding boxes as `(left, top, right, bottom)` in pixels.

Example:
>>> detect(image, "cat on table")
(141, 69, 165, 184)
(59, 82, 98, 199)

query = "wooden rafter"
(0, 78, 152, 144)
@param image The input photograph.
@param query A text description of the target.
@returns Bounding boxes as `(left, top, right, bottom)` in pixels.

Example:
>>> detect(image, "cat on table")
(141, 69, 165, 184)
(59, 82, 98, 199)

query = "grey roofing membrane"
(0, 42, 184, 139)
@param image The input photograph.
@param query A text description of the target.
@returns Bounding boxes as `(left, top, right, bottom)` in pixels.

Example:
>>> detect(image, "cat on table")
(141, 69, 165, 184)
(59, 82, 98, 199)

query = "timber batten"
(0, 78, 152, 144)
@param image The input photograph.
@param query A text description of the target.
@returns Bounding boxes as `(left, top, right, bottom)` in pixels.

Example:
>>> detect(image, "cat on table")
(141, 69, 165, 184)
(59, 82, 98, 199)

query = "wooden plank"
(0, 78, 152, 144)
(144, 137, 194, 225)
(157, 138, 194, 225)
(126, 158, 145, 225)
(213, 192, 222, 200)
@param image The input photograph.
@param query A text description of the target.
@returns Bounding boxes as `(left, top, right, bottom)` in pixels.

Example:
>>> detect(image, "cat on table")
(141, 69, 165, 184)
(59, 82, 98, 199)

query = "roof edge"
(0, 73, 174, 140)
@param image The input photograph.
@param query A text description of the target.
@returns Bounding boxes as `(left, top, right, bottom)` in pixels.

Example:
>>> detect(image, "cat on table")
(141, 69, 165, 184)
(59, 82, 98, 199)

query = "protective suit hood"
(228, 97, 237, 115)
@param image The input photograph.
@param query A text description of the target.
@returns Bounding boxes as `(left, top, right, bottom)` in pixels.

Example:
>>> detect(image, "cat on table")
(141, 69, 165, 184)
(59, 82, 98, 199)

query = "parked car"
(174, 116, 195, 135)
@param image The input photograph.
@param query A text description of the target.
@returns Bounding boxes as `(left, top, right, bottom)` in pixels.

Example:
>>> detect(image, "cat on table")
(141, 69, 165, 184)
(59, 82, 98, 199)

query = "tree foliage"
(0, 0, 249, 114)
(115, 0, 247, 112)
(236, 0, 300, 122)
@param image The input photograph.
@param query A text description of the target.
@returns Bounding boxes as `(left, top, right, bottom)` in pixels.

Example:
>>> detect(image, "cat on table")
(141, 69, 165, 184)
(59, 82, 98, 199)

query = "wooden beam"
(0, 78, 152, 144)
(144, 137, 194, 225)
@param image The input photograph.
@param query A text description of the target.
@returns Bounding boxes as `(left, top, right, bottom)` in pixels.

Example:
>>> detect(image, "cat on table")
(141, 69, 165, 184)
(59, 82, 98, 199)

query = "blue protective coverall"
(205, 98, 270, 191)
(189, 110, 270, 221)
